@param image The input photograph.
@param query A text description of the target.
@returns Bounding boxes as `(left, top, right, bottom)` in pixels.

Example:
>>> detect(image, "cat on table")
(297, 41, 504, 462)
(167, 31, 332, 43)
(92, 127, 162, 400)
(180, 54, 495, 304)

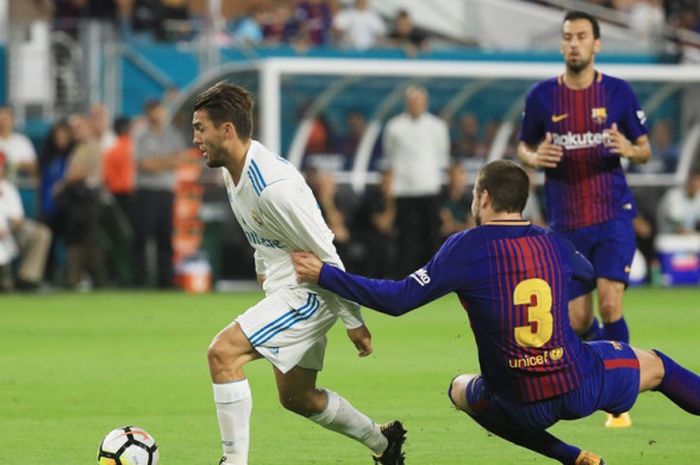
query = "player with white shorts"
(192, 82, 405, 465)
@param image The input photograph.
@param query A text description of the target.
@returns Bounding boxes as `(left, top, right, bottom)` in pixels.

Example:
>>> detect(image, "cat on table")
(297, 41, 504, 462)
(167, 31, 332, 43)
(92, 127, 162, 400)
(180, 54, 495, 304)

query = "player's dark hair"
(563, 10, 600, 39)
(193, 81, 254, 140)
(476, 160, 529, 214)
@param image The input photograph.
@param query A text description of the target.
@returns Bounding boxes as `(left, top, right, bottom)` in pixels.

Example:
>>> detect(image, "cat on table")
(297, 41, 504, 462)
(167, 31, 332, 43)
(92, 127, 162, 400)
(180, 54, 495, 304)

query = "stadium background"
(1, 0, 700, 289)
(0, 1, 699, 464)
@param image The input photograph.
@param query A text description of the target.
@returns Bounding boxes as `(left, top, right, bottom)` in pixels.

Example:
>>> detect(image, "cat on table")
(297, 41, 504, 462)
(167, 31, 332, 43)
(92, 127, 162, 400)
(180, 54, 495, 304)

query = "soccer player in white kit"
(192, 82, 406, 465)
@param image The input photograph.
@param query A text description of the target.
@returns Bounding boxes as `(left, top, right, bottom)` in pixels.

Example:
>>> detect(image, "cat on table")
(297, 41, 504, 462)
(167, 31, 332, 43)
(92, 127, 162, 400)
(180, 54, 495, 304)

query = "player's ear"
(223, 122, 238, 140)
(593, 38, 601, 55)
(480, 189, 491, 210)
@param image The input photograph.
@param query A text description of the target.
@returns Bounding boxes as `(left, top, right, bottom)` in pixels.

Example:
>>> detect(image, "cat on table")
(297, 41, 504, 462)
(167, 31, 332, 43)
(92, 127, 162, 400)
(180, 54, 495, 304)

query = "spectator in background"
(55, 113, 106, 289)
(351, 170, 396, 278)
(676, 6, 700, 34)
(333, 0, 386, 50)
(656, 172, 700, 234)
(228, 5, 265, 47)
(131, 0, 176, 41)
(452, 113, 480, 161)
(386, 9, 429, 56)
(159, 0, 192, 41)
(102, 116, 135, 287)
(115, 0, 134, 39)
(91, 103, 117, 155)
(382, 85, 449, 276)
(0, 151, 52, 291)
(438, 163, 473, 239)
(306, 167, 351, 247)
(262, 2, 299, 45)
(629, 0, 666, 51)
(0, 106, 38, 184)
(631, 119, 679, 173)
(296, 0, 333, 47)
(333, 109, 381, 171)
(103, 116, 135, 219)
(133, 98, 187, 288)
(38, 120, 74, 281)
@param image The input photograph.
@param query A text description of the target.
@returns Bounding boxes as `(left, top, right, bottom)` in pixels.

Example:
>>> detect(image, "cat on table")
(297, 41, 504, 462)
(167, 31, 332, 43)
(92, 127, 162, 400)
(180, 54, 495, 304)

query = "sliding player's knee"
(634, 347, 665, 392)
(448, 374, 477, 413)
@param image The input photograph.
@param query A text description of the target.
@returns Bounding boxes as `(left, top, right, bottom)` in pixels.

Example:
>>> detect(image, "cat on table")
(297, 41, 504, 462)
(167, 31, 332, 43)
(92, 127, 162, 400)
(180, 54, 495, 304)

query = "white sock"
(308, 389, 388, 455)
(213, 380, 252, 465)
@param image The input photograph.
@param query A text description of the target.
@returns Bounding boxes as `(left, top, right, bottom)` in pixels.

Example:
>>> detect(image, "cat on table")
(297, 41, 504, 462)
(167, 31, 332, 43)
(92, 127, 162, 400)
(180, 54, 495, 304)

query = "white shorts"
(236, 288, 338, 373)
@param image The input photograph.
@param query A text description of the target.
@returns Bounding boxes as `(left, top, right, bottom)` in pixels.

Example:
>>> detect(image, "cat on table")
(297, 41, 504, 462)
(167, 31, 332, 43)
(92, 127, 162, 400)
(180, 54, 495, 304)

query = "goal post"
(172, 57, 700, 191)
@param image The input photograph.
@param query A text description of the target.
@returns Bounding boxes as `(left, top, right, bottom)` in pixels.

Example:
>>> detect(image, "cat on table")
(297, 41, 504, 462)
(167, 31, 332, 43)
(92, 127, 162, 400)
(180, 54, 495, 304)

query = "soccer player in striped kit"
(292, 160, 700, 465)
(192, 82, 405, 465)
(517, 11, 653, 427)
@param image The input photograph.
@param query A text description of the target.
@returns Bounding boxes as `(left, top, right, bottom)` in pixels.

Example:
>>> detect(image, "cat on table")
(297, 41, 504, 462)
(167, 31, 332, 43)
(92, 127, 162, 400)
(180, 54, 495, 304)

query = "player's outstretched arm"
(292, 250, 454, 316)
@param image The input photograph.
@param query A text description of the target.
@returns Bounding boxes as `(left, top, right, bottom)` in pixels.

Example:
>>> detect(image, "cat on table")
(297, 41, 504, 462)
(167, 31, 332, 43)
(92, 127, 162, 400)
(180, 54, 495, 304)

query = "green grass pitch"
(1, 287, 698, 464)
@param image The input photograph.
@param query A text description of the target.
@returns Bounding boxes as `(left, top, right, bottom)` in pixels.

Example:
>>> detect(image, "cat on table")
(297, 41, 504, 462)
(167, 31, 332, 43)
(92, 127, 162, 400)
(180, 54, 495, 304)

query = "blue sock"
(468, 412, 581, 464)
(653, 350, 700, 415)
(602, 317, 629, 343)
(581, 317, 602, 341)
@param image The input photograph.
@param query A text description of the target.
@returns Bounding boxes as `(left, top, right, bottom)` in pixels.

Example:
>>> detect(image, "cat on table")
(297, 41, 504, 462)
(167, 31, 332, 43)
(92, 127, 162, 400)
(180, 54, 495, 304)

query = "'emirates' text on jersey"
(519, 72, 648, 231)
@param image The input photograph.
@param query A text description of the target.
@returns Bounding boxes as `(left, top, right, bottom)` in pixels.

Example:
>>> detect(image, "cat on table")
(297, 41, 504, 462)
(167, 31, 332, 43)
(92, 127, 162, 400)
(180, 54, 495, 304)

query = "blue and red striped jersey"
(519, 72, 648, 231)
(317, 220, 598, 403)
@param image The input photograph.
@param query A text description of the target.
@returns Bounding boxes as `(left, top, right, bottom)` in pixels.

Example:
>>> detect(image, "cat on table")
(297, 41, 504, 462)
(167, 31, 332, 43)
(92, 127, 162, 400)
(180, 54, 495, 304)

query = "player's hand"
(346, 325, 373, 357)
(291, 251, 323, 284)
(531, 132, 563, 168)
(604, 123, 633, 157)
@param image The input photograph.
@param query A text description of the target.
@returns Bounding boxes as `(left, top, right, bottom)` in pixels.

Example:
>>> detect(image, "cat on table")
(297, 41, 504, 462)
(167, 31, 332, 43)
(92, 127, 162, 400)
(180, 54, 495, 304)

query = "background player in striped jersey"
(292, 160, 700, 465)
(517, 11, 652, 426)
(192, 82, 405, 465)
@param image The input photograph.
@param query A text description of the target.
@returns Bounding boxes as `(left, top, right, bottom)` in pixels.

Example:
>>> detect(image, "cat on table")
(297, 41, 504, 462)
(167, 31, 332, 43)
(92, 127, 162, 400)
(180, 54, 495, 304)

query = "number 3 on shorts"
(513, 278, 553, 348)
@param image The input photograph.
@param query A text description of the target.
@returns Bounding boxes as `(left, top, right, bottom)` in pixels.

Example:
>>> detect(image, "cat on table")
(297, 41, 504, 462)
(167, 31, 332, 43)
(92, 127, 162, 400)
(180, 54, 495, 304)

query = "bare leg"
(597, 278, 628, 342)
(569, 293, 595, 337)
(207, 323, 261, 465)
(274, 365, 389, 455)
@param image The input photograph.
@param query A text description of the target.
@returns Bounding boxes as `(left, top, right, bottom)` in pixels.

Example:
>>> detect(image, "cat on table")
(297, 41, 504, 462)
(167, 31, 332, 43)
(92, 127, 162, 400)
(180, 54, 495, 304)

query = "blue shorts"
(464, 341, 640, 431)
(560, 217, 636, 297)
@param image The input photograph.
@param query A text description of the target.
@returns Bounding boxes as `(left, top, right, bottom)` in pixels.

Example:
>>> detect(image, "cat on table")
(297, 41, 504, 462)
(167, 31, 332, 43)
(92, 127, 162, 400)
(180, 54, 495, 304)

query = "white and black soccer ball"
(97, 425, 160, 465)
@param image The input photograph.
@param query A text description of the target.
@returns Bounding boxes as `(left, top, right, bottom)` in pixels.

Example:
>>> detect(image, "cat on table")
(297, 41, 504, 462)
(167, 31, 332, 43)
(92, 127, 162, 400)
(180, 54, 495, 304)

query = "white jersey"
(222, 140, 363, 328)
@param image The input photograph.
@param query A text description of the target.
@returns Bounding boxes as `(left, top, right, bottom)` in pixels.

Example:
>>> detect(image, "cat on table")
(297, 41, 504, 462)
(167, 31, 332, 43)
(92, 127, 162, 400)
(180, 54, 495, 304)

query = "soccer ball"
(97, 425, 160, 465)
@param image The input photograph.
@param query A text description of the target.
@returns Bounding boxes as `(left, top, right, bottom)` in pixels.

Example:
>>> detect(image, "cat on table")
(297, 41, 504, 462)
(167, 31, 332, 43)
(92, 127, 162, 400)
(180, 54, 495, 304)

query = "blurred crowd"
(0, 97, 188, 291)
(1, 83, 699, 292)
(7, 0, 432, 53)
(6, 0, 698, 50)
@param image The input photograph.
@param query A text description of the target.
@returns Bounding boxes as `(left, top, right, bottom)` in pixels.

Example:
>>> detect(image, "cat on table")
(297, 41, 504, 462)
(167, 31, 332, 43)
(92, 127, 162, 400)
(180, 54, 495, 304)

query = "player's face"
(192, 110, 228, 168)
(561, 19, 600, 74)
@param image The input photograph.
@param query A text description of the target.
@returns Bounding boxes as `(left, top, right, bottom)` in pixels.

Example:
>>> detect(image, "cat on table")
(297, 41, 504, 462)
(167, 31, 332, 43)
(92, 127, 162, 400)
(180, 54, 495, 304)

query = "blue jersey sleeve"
(519, 85, 546, 145)
(318, 233, 472, 316)
(616, 81, 648, 141)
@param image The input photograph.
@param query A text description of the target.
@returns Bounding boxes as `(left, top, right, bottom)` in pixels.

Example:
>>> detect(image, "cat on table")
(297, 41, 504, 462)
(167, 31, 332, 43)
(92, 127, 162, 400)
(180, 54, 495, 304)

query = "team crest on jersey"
(251, 210, 263, 226)
(610, 341, 624, 351)
(591, 107, 607, 124)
